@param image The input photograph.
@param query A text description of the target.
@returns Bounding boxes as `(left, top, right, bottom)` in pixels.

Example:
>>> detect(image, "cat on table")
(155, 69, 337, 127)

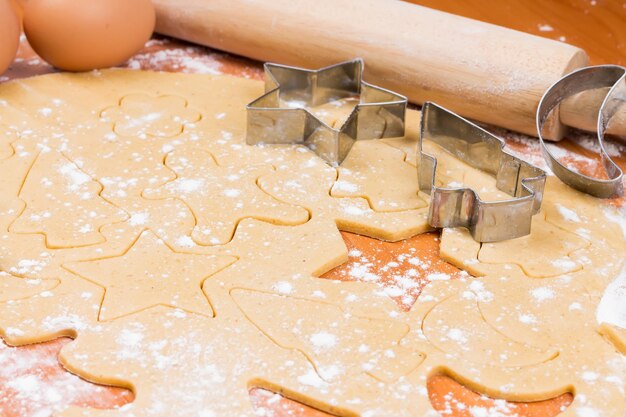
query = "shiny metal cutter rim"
(246, 59, 407, 165)
(418, 102, 547, 243)
(537, 65, 625, 199)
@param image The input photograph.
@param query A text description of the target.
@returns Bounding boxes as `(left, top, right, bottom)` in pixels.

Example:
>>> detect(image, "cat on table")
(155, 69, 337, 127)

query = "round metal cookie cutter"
(537, 65, 625, 199)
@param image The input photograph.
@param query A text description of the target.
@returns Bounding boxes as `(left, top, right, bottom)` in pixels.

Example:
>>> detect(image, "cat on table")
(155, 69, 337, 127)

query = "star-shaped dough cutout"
(64, 230, 236, 321)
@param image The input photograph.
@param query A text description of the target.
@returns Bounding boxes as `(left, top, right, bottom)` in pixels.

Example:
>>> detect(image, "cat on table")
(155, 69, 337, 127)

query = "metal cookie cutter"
(418, 102, 547, 243)
(537, 65, 625, 198)
(246, 59, 407, 165)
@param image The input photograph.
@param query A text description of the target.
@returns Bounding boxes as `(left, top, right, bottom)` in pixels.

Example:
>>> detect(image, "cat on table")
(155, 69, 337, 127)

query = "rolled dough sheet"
(0, 70, 624, 417)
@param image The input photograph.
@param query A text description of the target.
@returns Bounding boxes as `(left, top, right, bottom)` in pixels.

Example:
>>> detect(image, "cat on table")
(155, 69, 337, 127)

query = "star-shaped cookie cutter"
(417, 102, 547, 242)
(246, 59, 407, 165)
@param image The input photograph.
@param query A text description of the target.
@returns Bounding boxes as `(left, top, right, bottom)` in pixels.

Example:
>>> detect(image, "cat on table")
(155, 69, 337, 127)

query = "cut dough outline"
(9, 150, 131, 249)
(63, 228, 238, 321)
(99, 93, 203, 139)
(0, 70, 622, 417)
(231, 286, 411, 383)
(331, 140, 428, 213)
(143, 145, 311, 246)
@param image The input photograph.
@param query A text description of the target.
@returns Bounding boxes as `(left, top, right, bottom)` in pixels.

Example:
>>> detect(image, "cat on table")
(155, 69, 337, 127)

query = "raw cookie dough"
(0, 126, 16, 160)
(0, 70, 623, 417)
(143, 146, 310, 245)
(332, 140, 427, 212)
(10, 150, 128, 248)
(100, 94, 201, 138)
(64, 230, 236, 320)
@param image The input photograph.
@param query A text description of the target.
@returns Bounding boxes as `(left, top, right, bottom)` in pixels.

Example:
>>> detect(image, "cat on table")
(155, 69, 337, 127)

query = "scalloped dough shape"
(100, 94, 201, 138)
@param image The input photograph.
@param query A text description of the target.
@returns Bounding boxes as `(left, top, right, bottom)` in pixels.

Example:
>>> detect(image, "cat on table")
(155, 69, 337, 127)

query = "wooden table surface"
(0, 1, 625, 417)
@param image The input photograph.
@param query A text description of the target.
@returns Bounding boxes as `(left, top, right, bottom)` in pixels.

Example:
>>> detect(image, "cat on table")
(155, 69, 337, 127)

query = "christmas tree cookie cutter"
(537, 65, 625, 199)
(417, 102, 547, 243)
(246, 59, 407, 165)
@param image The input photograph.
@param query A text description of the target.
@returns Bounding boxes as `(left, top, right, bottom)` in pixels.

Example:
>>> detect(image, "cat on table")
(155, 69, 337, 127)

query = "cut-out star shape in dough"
(64, 230, 235, 321)
(144, 147, 309, 245)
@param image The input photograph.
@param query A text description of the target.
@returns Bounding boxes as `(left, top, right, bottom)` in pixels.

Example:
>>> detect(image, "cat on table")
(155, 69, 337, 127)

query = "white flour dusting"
(597, 264, 626, 330)
(309, 332, 338, 350)
(555, 203, 581, 223)
(538, 24, 554, 32)
(0, 338, 132, 417)
(531, 287, 555, 302)
(604, 205, 626, 241)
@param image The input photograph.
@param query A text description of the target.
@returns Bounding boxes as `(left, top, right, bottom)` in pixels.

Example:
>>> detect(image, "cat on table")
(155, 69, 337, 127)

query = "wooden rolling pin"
(152, 0, 626, 139)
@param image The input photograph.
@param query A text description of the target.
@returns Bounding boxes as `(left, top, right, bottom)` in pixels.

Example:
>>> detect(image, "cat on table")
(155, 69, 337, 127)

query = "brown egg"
(0, 0, 20, 75)
(9, 0, 24, 23)
(23, 0, 155, 71)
